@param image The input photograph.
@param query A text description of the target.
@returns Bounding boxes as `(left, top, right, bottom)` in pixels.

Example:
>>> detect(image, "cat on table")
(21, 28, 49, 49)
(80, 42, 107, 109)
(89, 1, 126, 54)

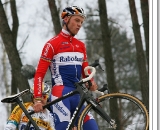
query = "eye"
(75, 19, 80, 22)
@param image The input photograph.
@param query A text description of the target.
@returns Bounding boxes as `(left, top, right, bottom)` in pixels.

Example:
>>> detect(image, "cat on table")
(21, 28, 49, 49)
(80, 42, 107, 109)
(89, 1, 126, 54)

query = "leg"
(82, 111, 99, 130)
(50, 86, 77, 130)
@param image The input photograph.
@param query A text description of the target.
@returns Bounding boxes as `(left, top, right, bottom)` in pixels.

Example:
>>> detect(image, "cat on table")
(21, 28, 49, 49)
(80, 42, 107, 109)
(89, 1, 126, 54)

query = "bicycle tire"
(77, 93, 149, 130)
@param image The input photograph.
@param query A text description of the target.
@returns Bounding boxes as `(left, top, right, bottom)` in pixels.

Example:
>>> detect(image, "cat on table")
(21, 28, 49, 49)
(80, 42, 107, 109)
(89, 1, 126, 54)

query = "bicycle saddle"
(1, 89, 29, 103)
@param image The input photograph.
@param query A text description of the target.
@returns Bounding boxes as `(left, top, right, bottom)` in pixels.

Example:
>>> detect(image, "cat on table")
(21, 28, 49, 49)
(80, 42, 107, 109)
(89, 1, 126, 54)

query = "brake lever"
(90, 59, 104, 71)
(98, 64, 104, 71)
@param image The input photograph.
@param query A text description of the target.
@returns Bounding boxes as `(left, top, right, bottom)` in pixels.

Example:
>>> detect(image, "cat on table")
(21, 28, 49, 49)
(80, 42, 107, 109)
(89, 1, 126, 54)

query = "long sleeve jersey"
(34, 29, 89, 98)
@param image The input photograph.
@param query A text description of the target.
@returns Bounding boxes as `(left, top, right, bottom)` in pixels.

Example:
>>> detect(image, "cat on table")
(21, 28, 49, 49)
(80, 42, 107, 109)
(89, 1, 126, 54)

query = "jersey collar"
(60, 29, 74, 42)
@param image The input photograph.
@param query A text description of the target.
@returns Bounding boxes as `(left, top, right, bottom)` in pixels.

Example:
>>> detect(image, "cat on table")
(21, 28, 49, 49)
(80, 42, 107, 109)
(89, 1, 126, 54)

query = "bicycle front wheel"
(78, 93, 149, 130)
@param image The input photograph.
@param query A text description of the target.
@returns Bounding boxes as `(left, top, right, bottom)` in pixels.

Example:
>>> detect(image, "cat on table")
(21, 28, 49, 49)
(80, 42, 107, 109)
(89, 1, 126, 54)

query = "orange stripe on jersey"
(41, 56, 52, 62)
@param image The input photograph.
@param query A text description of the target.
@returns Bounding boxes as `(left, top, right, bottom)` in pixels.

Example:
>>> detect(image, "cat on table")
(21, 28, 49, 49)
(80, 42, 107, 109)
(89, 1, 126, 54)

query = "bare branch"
(18, 34, 29, 52)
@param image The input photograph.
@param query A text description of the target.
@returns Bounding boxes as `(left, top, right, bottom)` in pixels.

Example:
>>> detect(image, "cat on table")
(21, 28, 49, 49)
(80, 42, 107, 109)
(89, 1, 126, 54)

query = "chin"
(74, 32, 78, 35)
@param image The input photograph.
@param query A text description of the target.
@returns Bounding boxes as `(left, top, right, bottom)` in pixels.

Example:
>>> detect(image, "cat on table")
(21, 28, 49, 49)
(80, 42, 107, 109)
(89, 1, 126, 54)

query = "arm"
(33, 59, 51, 98)
(81, 44, 98, 91)
(81, 43, 90, 78)
(34, 42, 54, 98)
(4, 105, 23, 130)
(33, 42, 54, 112)
(82, 61, 98, 91)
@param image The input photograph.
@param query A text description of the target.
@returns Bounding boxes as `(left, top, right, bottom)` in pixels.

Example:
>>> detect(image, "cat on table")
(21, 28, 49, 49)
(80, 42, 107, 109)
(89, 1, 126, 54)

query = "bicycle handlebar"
(94, 90, 104, 95)
(80, 66, 96, 83)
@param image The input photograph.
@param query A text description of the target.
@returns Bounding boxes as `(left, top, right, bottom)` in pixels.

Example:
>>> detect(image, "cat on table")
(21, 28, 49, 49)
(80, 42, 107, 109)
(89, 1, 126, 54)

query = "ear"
(63, 16, 70, 23)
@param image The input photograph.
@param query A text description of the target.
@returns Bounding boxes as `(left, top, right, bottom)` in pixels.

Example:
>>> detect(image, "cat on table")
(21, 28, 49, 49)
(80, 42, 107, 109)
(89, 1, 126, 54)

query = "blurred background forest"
(0, 0, 149, 129)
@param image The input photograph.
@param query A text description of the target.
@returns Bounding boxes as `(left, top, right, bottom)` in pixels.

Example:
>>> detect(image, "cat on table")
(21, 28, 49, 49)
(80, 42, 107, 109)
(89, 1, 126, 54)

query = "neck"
(62, 28, 70, 35)
(63, 25, 75, 36)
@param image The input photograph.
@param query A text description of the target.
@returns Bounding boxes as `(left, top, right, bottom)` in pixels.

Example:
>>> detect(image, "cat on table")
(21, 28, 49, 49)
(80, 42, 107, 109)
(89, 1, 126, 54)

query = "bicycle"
(1, 61, 149, 130)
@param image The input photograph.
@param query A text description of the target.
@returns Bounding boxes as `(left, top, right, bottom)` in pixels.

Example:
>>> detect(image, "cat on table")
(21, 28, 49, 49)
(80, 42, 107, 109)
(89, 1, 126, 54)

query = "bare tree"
(98, 0, 120, 128)
(128, 0, 149, 110)
(140, 0, 149, 70)
(0, 0, 30, 106)
(48, 0, 61, 35)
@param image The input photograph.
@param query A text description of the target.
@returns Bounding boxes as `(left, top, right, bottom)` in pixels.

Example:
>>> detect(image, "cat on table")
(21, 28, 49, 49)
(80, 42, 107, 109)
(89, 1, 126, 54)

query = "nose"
(77, 22, 81, 26)
(78, 22, 82, 27)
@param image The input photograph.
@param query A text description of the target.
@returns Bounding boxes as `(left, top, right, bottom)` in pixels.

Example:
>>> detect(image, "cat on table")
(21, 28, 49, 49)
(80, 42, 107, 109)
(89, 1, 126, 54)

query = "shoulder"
(47, 34, 61, 44)
(44, 35, 62, 51)
(73, 38, 86, 50)
(74, 38, 85, 44)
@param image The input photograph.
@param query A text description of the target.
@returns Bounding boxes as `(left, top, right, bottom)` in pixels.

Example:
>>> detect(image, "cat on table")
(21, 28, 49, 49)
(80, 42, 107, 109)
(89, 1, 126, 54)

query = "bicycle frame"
(2, 61, 149, 130)
(2, 66, 114, 130)
(26, 81, 113, 130)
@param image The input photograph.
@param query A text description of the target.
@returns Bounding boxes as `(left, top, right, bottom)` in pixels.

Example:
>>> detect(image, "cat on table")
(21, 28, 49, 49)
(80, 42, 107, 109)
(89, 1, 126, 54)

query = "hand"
(85, 80, 98, 91)
(33, 101, 43, 112)
(90, 80, 98, 91)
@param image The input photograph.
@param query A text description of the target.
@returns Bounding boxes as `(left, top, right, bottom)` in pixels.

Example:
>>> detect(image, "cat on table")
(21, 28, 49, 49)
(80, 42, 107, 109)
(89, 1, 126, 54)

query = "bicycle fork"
(90, 99, 117, 129)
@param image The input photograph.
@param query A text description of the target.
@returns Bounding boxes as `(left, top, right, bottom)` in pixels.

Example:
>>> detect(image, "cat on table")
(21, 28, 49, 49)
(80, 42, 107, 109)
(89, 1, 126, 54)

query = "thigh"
(50, 86, 77, 125)
(50, 86, 98, 130)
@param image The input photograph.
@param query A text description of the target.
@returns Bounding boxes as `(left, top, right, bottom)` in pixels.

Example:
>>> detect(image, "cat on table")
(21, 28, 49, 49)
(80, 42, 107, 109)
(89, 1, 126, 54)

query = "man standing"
(33, 6, 99, 130)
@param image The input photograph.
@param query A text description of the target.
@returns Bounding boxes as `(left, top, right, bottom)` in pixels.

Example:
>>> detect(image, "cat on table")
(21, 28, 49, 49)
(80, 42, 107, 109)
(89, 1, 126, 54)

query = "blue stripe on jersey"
(50, 52, 83, 87)
(51, 65, 82, 87)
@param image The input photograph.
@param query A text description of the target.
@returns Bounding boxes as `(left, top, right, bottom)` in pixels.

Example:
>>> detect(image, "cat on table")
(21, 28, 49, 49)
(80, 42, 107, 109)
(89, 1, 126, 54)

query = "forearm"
(81, 60, 89, 78)
(34, 59, 51, 98)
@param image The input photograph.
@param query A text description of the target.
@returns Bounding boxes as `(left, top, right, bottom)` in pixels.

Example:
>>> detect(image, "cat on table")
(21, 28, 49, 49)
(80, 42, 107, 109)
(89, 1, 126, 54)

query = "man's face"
(65, 15, 85, 35)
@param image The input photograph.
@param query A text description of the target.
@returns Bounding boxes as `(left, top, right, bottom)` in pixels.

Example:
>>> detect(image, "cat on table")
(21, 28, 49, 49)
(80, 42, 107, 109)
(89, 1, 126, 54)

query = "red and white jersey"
(34, 29, 89, 98)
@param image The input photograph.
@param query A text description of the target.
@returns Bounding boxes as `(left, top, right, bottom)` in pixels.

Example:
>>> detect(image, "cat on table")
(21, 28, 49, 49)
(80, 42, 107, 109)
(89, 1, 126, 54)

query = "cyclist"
(33, 6, 99, 130)
(4, 82, 55, 130)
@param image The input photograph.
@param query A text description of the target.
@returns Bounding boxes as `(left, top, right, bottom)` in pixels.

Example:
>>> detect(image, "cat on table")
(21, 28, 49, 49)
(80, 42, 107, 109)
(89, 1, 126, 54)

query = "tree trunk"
(98, 0, 120, 128)
(140, 0, 149, 71)
(1, 44, 10, 117)
(48, 0, 61, 35)
(128, 0, 149, 110)
(0, 0, 30, 107)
